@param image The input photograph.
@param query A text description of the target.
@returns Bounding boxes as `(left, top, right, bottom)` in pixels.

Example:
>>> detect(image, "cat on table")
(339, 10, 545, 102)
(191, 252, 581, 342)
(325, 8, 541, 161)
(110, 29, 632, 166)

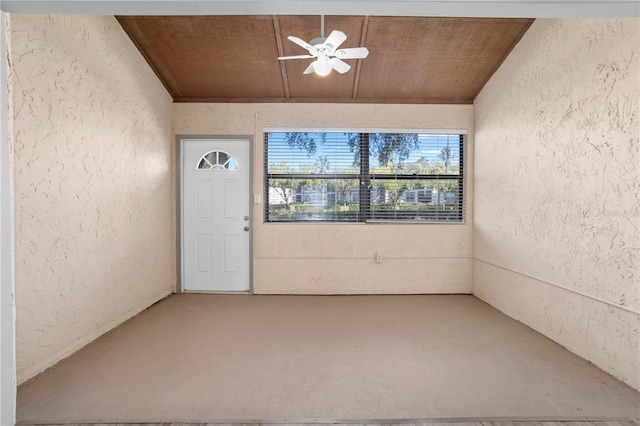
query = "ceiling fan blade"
(324, 30, 347, 50)
(335, 47, 370, 59)
(278, 55, 315, 60)
(287, 36, 315, 52)
(330, 58, 351, 74)
(303, 63, 316, 74)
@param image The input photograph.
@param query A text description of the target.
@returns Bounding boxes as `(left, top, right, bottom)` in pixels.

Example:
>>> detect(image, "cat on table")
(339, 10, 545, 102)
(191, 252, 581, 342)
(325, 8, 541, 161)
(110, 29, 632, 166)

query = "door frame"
(176, 135, 254, 294)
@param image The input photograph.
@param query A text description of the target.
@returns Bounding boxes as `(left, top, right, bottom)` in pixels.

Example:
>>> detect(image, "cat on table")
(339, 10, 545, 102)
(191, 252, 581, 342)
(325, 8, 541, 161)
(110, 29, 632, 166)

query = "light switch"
(253, 194, 261, 204)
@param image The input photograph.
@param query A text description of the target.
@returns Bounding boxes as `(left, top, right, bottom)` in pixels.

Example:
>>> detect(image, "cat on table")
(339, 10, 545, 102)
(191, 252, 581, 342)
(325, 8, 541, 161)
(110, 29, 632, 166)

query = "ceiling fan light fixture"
(312, 60, 333, 76)
(278, 16, 369, 77)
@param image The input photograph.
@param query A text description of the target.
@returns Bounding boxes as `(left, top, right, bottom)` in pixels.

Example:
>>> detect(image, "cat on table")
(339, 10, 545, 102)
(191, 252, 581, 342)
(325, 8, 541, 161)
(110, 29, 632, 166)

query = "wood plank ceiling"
(116, 15, 534, 104)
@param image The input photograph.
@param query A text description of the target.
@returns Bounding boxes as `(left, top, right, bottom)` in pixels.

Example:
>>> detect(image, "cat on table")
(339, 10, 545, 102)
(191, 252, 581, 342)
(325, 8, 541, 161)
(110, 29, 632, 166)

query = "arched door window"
(197, 150, 238, 170)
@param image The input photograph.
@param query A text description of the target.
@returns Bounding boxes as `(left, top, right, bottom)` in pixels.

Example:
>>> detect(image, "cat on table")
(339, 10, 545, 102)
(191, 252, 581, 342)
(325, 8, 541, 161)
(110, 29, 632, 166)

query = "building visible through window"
(265, 132, 464, 223)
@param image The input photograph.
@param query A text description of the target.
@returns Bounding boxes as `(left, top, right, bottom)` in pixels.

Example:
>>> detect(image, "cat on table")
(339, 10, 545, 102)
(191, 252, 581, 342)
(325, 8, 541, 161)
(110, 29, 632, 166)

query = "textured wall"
(11, 14, 175, 384)
(473, 19, 639, 389)
(174, 103, 473, 294)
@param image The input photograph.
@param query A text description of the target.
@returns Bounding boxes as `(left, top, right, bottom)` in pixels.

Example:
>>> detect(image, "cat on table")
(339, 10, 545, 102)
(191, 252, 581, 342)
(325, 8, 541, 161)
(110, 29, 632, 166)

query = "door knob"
(244, 226, 250, 232)
(244, 215, 250, 221)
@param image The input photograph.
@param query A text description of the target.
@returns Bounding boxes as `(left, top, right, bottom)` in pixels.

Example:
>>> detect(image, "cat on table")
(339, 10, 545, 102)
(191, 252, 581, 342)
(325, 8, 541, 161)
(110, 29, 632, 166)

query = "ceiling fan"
(278, 16, 370, 77)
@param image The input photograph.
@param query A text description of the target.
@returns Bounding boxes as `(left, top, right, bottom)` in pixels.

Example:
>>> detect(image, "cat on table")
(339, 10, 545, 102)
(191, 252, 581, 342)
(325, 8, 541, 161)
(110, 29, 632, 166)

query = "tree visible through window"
(264, 132, 464, 222)
(197, 151, 238, 170)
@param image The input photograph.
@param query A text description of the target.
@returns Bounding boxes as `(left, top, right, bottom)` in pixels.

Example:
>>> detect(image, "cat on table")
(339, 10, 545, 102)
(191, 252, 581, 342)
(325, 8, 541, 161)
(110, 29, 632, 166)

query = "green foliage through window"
(265, 132, 464, 223)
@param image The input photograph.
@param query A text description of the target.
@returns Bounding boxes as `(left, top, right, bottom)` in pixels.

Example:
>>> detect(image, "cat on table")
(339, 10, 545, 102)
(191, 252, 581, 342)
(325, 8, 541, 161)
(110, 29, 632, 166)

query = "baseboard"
(17, 287, 173, 385)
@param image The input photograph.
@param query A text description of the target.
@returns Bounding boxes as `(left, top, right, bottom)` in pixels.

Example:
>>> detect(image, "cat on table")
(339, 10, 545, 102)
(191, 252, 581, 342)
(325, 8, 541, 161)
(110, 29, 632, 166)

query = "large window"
(264, 132, 464, 223)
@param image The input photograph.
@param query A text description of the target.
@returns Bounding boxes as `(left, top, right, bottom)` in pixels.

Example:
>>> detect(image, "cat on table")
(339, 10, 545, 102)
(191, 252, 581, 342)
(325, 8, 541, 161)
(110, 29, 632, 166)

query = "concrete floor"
(17, 295, 640, 424)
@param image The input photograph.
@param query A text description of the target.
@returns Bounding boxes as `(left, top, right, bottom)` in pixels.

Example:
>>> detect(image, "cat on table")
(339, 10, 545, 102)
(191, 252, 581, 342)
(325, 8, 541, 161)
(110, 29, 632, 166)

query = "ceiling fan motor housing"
(309, 37, 328, 47)
(278, 29, 368, 75)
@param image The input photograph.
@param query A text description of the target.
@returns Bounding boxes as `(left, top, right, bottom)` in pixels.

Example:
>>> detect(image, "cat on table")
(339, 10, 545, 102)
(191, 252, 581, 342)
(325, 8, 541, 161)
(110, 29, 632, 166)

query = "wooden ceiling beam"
(173, 97, 473, 104)
(272, 15, 291, 99)
(352, 15, 369, 100)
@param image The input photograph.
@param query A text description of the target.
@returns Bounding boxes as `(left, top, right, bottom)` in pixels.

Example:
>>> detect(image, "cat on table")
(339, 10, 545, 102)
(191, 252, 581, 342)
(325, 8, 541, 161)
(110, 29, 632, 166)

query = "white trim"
(0, 11, 16, 425)
(180, 138, 185, 292)
(473, 257, 640, 316)
(0, 1, 638, 18)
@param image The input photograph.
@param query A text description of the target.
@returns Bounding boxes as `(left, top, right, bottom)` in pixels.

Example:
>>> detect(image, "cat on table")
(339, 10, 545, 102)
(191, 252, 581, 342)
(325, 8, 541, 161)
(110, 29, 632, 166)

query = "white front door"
(182, 139, 251, 292)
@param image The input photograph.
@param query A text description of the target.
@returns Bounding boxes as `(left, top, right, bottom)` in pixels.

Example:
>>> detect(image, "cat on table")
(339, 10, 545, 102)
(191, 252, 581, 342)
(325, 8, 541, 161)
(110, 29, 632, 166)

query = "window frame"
(197, 150, 239, 170)
(264, 129, 466, 224)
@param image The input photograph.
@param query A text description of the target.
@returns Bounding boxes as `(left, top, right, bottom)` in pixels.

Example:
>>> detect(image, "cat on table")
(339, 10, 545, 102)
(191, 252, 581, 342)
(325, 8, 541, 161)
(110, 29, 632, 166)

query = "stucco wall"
(11, 14, 175, 384)
(473, 18, 639, 389)
(174, 103, 473, 294)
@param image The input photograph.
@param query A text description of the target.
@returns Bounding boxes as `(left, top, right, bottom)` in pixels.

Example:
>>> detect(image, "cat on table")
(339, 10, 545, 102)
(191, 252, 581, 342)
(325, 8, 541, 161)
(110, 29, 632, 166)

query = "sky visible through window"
(267, 132, 461, 174)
